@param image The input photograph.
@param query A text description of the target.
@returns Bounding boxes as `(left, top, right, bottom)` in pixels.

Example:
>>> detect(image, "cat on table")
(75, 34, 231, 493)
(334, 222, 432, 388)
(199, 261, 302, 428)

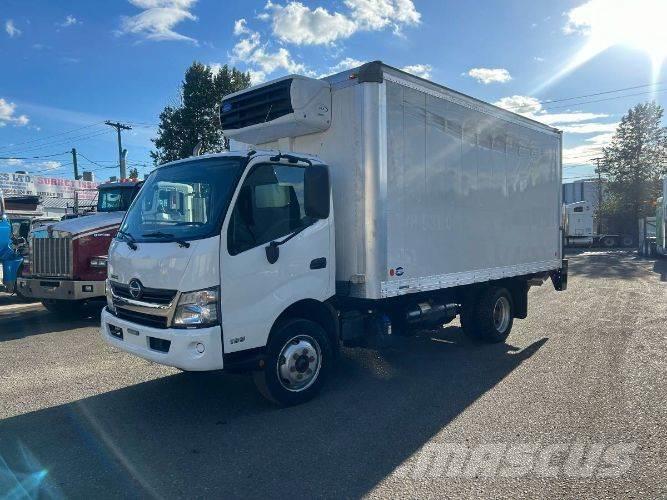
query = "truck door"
(220, 161, 333, 353)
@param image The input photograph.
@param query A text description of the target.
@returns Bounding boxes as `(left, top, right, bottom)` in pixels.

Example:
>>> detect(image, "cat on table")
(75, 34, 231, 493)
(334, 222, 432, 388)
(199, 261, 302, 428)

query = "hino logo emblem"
(128, 279, 143, 300)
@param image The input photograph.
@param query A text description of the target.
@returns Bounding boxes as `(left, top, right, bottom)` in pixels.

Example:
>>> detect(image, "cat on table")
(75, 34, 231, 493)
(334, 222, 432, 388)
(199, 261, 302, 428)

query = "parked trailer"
(638, 216, 657, 257)
(17, 180, 142, 315)
(563, 201, 594, 247)
(656, 178, 667, 257)
(101, 61, 567, 405)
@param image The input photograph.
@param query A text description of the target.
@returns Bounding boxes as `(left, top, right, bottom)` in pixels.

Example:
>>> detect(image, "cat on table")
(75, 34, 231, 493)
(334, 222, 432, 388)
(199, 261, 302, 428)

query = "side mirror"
(304, 164, 330, 220)
(265, 241, 279, 264)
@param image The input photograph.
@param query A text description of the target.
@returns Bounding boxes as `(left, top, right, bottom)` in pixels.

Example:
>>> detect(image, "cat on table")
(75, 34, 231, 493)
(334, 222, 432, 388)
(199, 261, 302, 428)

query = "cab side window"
(228, 163, 313, 255)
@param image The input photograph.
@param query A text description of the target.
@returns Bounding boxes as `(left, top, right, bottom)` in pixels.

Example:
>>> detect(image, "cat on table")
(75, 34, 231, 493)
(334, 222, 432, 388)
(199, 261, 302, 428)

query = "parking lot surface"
(1, 251, 666, 498)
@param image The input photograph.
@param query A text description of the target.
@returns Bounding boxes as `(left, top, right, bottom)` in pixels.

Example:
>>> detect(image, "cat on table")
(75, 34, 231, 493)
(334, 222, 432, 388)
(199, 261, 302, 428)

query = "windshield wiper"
(117, 230, 137, 250)
(142, 231, 191, 248)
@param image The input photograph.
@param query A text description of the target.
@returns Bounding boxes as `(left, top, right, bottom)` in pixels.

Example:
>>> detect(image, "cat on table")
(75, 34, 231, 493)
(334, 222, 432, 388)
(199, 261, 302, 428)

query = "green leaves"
(151, 62, 251, 166)
(600, 102, 667, 233)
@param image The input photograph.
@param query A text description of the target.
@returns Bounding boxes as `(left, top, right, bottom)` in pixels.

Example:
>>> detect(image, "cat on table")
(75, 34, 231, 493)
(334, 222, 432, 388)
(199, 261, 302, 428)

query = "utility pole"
(71, 148, 79, 180)
(592, 157, 604, 235)
(105, 121, 132, 179)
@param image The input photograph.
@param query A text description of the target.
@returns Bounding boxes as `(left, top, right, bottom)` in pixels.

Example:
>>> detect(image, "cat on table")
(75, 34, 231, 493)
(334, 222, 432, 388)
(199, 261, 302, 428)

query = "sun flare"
(538, 0, 667, 92)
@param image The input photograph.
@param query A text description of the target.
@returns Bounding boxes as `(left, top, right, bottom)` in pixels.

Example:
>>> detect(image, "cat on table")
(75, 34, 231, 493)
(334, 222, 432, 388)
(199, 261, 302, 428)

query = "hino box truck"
(101, 62, 567, 405)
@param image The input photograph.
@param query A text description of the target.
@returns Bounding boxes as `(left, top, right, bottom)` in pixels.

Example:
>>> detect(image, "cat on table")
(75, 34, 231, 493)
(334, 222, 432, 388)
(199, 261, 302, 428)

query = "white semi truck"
(101, 62, 567, 405)
(563, 201, 594, 247)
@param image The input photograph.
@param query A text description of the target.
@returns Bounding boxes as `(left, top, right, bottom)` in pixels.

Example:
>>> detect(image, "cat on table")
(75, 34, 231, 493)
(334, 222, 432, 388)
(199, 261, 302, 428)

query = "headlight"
(90, 256, 108, 268)
(173, 287, 219, 328)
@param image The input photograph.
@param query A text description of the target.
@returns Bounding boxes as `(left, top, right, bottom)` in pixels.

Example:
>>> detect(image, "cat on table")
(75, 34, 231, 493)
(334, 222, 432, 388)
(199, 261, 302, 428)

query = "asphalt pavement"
(0, 250, 665, 498)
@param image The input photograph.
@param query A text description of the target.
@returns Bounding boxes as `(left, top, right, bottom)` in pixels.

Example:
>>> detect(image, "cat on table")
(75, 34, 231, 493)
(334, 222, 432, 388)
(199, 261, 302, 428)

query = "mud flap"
(550, 259, 568, 291)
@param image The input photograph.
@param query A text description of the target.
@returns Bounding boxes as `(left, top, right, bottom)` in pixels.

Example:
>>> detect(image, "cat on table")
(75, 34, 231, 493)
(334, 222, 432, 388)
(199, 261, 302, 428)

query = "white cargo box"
(222, 62, 563, 300)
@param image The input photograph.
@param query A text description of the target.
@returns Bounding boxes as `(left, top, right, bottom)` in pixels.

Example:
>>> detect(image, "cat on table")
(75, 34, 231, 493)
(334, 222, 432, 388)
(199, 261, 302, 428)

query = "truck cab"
(102, 154, 333, 398)
(17, 180, 142, 314)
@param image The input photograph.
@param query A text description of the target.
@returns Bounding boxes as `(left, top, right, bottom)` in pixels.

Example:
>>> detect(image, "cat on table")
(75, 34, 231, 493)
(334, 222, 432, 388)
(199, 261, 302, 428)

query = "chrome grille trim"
(31, 237, 73, 278)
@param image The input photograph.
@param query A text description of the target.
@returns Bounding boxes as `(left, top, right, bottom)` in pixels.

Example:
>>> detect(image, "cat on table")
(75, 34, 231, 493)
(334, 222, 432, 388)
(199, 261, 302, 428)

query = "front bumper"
(17, 277, 106, 301)
(101, 307, 224, 371)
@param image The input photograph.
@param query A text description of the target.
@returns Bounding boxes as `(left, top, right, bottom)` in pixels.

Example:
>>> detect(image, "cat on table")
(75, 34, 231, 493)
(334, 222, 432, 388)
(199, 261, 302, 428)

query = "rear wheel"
(253, 318, 333, 406)
(461, 286, 514, 343)
(601, 236, 616, 248)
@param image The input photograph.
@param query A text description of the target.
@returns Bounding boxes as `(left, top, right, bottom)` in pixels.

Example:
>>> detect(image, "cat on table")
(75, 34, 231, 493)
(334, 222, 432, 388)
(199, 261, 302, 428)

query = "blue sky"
(1, 0, 666, 182)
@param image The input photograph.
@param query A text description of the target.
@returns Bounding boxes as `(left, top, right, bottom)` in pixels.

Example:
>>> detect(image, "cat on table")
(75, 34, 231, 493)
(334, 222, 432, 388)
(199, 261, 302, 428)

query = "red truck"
(17, 180, 142, 315)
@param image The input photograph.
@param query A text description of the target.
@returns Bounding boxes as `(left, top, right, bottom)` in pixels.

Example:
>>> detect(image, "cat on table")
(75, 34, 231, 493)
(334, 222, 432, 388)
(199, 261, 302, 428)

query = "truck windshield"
(119, 157, 244, 243)
(97, 187, 136, 213)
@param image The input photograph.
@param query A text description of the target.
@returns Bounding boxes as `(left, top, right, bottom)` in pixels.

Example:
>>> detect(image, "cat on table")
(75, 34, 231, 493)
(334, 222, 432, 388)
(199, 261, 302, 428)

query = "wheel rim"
(276, 335, 322, 392)
(492, 296, 511, 333)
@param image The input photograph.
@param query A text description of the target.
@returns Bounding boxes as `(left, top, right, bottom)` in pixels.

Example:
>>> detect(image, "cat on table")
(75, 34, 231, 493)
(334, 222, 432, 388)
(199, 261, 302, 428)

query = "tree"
(151, 62, 251, 165)
(600, 101, 667, 236)
(128, 167, 139, 179)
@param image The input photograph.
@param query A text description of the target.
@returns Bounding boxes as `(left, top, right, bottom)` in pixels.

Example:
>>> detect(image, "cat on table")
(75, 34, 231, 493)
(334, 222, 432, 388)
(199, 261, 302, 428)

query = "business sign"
(0, 173, 99, 200)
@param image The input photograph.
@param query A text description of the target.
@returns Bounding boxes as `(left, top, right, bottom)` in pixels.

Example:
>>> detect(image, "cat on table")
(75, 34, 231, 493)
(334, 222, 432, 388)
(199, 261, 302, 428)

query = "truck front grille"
(115, 308, 169, 329)
(110, 281, 177, 305)
(31, 237, 72, 278)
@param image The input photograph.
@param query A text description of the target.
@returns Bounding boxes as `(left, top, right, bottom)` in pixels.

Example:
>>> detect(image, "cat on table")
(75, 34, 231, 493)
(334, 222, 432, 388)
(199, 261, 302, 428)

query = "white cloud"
(60, 15, 81, 27)
(534, 56, 545, 62)
(318, 57, 365, 77)
(467, 67, 512, 84)
(346, 0, 420, 31)
(402, 63, 432, 79)
(40, 161, 63, 171)
(0, 98, 30, 127)
(493, 95, 609, 126)
(248, 70, 267, 85)
(558, 122, 618, 134)
(231, 23, 309, 83)
(120, 0, 198, 43)
(563, 134, 613, 165)
(259, 0, 420, 46)
(494, 95, 541, 114)
(233, 18, 250, 36)
(265, 1, 356, 45)
(5, 19, 22, 38)
(3, 158, 24, 167)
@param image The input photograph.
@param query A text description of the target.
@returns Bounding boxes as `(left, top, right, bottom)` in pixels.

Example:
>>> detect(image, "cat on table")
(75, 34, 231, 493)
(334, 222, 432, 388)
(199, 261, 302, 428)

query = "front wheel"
(253, 318, 333, 406)
(461, 286, 514, 343)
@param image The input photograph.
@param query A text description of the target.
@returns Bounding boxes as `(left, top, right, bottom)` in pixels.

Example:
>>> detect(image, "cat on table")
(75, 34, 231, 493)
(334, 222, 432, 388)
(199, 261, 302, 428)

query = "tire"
(461, 286, 514, 343)
(41, 299, 86, 317)
(622, 235, 633, 247)
(253, 318, 333, 406)
(602, 236, 616, 248)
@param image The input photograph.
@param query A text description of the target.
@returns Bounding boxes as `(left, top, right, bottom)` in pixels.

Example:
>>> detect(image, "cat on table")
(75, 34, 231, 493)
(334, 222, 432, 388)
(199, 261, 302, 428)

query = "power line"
(2, 128, 111, 156)
(0, 151, 71, 160)
(542, 88, 667, 112)
(0, 121, 104, 151)
(542, 81, 666, 105)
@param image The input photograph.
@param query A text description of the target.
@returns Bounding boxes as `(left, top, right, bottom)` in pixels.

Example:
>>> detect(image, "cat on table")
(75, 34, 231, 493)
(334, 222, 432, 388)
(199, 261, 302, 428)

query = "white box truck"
(101, 62, 567, 405)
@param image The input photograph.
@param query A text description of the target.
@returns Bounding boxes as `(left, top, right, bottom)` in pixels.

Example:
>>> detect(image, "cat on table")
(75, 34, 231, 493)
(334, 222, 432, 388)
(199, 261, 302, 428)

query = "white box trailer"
(101, 61, 567, 405)
(564, 201, 594, 247)
(227, 63, 564, 298)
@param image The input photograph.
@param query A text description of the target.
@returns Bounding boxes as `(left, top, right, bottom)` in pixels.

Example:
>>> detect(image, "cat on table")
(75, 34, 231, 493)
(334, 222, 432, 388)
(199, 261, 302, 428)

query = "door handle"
(310, 257, 327, 270)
